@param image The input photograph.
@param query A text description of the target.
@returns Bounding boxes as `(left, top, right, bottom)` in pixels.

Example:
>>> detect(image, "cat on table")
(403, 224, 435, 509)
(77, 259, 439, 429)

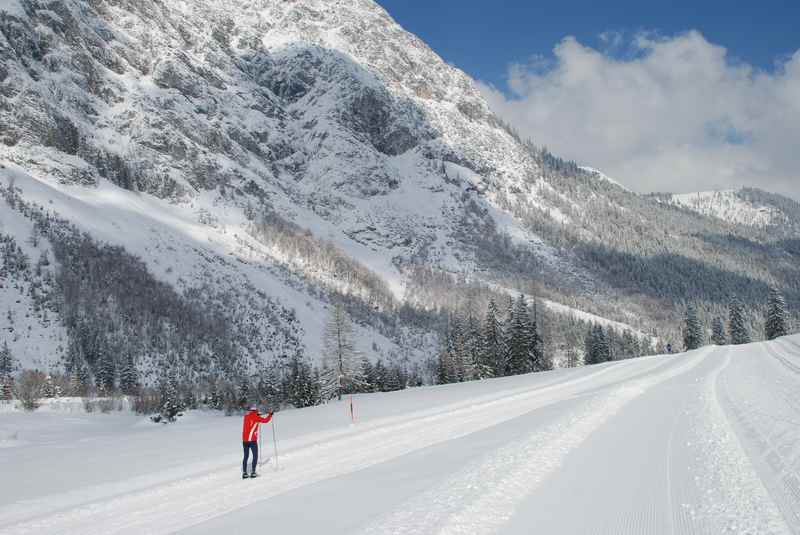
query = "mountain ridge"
(1, 0, 797, 380)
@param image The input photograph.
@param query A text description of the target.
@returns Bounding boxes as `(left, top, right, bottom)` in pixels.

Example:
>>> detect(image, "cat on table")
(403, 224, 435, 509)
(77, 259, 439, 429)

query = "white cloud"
(479, 31, 800, 200)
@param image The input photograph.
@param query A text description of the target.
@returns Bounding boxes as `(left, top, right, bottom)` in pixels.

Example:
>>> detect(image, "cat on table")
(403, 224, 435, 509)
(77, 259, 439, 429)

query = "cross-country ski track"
(2, 337, 800, 534)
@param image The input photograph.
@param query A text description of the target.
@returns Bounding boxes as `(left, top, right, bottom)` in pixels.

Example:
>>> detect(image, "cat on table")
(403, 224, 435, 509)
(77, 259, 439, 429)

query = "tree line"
(682, 288, 791, 350)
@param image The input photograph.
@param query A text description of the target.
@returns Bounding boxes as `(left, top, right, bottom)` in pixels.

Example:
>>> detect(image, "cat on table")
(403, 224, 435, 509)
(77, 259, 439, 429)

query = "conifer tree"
(155, 368, 183, 423)
(373, 359, 388, 390)
(209, 380, 222, 410)
(683, 304, 704, 351)
(729, 299, 751, 345)
(285, 356, 318, 408)
(585, 325, 611, 364)
(448, 314, 468, 382)
(257, 365, 282, 409)
(465, 309, 490, 379)
(711, 317, 727, 345)
(765, 287, 789, 340)
(119, 353, 139, 396)
(0, 342, 16, 401)
(596, 326, 612, 362)
(507, 295, 533, 375)
(436, 325, 452, 385)
(65, 343, 90, 396)
(584, 327, 597, 365)
(94, 351, 116, 396)
(483, 299, 505, 377)
(384, 367, 402, 391)
(360, 358, 375, 393)
(42, 375, 57, 398)
(529, 299, 549, 372)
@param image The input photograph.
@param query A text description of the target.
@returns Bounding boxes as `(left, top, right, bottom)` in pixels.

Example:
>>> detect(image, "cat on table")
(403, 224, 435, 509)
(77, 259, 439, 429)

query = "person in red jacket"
(242, 406, 273, 479)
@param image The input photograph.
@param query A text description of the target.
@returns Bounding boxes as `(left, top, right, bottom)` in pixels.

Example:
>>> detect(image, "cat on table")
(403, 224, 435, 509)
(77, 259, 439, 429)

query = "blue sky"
(376, 1, 800, 198)
(376, 0, 799, 92)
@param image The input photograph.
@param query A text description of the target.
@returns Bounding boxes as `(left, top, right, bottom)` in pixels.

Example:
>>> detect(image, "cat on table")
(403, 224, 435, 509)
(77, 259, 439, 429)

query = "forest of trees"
(435, 295, 549, 384)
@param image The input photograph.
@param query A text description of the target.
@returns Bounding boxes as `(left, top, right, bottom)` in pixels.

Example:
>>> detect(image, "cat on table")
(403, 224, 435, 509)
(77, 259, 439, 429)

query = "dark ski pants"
(243, 441, 258, 473)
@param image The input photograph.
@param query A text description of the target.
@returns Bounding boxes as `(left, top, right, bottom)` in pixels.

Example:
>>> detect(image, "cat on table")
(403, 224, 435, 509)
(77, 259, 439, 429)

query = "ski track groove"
(696, 349, 792, 534)
(0, 358, 671, 535)
(718, 343, 800, 533)
(357, 349, 710, 535)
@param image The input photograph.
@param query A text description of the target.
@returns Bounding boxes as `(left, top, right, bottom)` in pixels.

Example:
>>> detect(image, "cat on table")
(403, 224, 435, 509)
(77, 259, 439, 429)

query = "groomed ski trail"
(3, 340, 799, 535)
(357, 347, 710, 535)
(0, 354, 679, 535)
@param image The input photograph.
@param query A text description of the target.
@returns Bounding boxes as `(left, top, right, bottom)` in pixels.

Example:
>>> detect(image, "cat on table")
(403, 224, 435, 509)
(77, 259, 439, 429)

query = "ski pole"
(271, 417, 279, 470)
(258, 421, 263, 467)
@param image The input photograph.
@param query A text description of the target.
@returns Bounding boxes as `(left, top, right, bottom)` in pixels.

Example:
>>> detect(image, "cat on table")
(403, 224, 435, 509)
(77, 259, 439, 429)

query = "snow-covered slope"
(666, 189, 791, 227)
(579, 166, 630, 191)
(2, 336, 799, 533)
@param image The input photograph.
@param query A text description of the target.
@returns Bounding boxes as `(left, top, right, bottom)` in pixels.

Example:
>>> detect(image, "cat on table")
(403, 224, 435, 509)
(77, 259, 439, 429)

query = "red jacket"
(242, 410, 273, 443)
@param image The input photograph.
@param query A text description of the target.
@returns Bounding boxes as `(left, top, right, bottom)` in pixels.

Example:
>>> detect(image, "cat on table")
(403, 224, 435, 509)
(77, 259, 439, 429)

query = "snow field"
(1, 337, 799, 534)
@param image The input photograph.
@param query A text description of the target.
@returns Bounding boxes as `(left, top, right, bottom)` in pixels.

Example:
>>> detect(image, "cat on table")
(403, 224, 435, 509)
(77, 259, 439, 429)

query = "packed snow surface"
(2, 336, 800, 534)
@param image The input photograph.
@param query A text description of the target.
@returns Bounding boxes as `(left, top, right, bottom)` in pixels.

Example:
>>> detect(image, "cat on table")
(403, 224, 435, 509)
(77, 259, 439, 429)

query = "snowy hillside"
(665, 189, 792, 227)
(578, 166, 629, 191)
(2, 337, 800, 533)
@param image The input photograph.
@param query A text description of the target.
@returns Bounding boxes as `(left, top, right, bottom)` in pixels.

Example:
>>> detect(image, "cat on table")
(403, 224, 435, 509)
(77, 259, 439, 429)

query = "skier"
(242, 406, 273, 479)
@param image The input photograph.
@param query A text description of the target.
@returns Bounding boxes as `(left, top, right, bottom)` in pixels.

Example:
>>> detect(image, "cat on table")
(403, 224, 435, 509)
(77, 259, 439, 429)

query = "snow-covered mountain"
(658, 188, 800, 229)
(1, 0, 798, 378)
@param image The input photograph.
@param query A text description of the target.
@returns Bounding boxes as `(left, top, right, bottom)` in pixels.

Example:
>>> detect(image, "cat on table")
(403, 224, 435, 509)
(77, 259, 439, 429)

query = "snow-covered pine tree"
(435, 326, 450, 386)
(320, 304, 364, 401)
(119, 353, 139, 396)
(209, 380, 222, 410)
(507, 295, 533, 375)
(373, 359, 388, 390)
(360, 358, 375, 393)
(584, 326, 597, 365)
(237, 377, 251, 408)
(465, 309, 489, 380)
(94, 351, 116, 396)
(711, 317, 727, 345)
(42, 375, 57, 398)
(765, 286, 789, 340)
(586, 325, 611, 364)
(449, 313, 468, 382)
(503, 295, 514, 369)
(384, 367, 402, 391)
(482, 298, 506, 377)
(597, 326, 612, 362)
(729, 299, 751, 345)
(285, 355, 318, 408)
(529, 299, 549, 372)
(683, 304, 704, 350)
(257, 365, 282, 410)
(154, 368, 183, 423)
(65, 344, 90, 396)
(0, 342, 16, 401)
